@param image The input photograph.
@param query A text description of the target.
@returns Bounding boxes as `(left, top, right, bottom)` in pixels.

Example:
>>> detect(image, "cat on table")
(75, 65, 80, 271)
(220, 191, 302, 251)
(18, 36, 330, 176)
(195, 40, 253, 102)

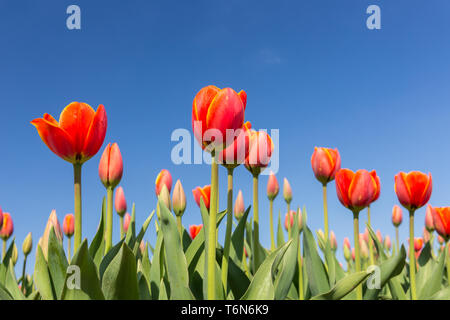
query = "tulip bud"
(22, 232, 32, 256)
(155, 169, 172, 196)
(351, 248, 355, 261)
(343, 244, 351, 261)
(139, 240, 145, 256)
(41, 210, 62, 260)
(266, 172, 279, 201)
(114, 186, 127, 217)
(392, 205, 403, 227)
(363, 228, 369, 244)
(98, 143, 123, 189)
(384, 235, 392, 251)
(376, 230, 383, 244)
(0, 212, 13, 241)
(343, 237, 351, 250)
(12, 243, 18, 266)
(172, 180, 186, 217)
(159, 184, 172, 212)
(425, 204, 435, 232)
(189, 224, 203, 239)
(414, 237, 424, 252)
(63, 213, 74, 238)
(311, 147, 341, 185)
(234, 190, 245, 221)
(423, 227, 431, 243)
(0, 207, 3, 231)
(360, 238, 369, 260)
(317, 229, 325, 250)
(123, 212, 131, 233)
(283, 178, 292, 204)
(438, 235, 445, 245)
(330, 231, 337, 251)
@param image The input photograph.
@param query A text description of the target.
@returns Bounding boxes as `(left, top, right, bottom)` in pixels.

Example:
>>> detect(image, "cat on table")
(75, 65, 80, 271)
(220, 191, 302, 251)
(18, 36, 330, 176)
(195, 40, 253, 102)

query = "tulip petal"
(395, 173, 412, 209)
(82, 104, 108, 162)
(335, 169, 354, 209)
(192, 86, 220, 146)
(348, 170, 376, 209)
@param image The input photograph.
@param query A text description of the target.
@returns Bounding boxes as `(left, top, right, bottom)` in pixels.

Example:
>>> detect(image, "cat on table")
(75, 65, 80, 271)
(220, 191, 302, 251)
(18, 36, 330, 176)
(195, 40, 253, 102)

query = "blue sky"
(1, 0, 450, 273)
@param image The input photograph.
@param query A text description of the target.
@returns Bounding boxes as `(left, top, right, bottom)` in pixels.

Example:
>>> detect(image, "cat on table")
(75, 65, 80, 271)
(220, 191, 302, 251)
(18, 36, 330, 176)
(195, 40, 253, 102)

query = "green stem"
(252, 173, 260, 273)
(446, 241, 450, 285)
(367, 206, 375, 265)
(120, 216, 124, 239)
(409, 209, 417, 300)
(353, 211, 362, 300)
(207, 155, 219, 300)
(67, 237, 71, 264)
(323, 184, 329, 240)
(21, 255, 27, 286)
(221, 167, 234, 295)
(73, 163, 82, 253)
(298, 236, 304, 300)
(105, 186, 114, 254)
(177, 216, 183, 244)
(2, 239, 5, 260)
(395, 226, 399, 255)
(287, 202, 291, 240)
(269, 199, 275, 251)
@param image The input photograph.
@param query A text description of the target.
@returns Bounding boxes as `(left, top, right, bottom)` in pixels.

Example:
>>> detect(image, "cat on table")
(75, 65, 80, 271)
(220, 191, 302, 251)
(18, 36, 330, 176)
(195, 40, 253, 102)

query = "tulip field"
(0, 86, 448, 301)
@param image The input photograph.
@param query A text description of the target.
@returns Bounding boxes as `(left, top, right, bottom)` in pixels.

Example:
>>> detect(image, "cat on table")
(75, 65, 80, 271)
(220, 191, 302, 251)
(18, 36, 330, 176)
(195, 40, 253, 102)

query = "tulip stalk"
(395, 226, 399, 255)
(409, 209, 417, 300)
(221, 167, 234, 294)
(73, 163, 82, 254)
(269, 199, 275, 251)
(21, 255, 27, 286)
(105, 186, 114, 254)
(207, 154, 219, 300)
(367, 206, 375, 265)
(298, 238, 304, 300)
(323, 184, 329, 241)
(353, 211, 362, 300)
(2, 239, 5, 260)
(120, 216, 124, 239)
(252, 173, 260, 273)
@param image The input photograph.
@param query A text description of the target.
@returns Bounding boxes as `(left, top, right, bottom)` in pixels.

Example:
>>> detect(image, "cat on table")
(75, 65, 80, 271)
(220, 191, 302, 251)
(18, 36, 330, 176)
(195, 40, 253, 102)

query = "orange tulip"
(0, 213, 13, 240)
(392, 205, 403, 227)
(414, 238, 423, 252)
(98, 143, 123, 189)
(335, 169, 378, 213)
(189, 224, 203, 240)
(218, 122, 252, 168)
(63, 214, 74, 238)
(266, 171, 279, 201)
(155, 169, 173, 196)
(370, 170, 381, 203)
(394, 171, 432, 211)
(114, 186, 127, 217)
(192, 86, 246, 151)
(430, 206, 450, 241)
(31, 102, 107, 164)
(245, 130, 274, 176)
(311, 147, 341, 185)
(123, 213, 131, 233)
(192, 185, 211, 210)
(425, 204, 435, 232)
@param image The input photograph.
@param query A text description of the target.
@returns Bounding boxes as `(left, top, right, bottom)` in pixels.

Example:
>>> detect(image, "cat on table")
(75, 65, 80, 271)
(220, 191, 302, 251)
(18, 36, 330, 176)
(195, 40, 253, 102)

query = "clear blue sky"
(1, 0, 450, 273)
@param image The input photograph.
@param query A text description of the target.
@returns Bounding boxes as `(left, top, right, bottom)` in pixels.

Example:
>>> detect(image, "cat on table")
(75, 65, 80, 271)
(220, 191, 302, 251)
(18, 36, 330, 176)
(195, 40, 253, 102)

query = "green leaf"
(125, 203, 137, 247)
(364, 246, 406, 300)
(366, 224, 387, 261)
(47, 226, 68, 299)
(61, 240, 105, 300)
(417, 246, 446, 299)
(89, 197, 106, 267)
(5, 260, 24, 300)
(303, 226, 329, 296)
(0, 282, 12, 300)
(311, 271, 372, 300)
(101, 243, 139, 300)
(33, 244, 55, 300)
(149, 231, 164, 300)
(99, 238, 125, 281)
(276, 211, 285, 249)
(241, 240, 292, 300)
(132, 210, 155, 256)
(430, 286, 450, 300)
(159, 199, 194, 300)
(0, 238, 16, 283)
(230, 206, 251, 264)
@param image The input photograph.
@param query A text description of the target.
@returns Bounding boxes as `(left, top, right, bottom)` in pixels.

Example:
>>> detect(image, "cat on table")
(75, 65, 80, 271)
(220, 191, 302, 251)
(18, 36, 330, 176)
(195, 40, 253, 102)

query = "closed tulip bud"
(0, 212, 13, 240)
(12, 243, 18, 266)
(266, 172, 279, 201)
(343, 237, 351, 250)
(0, 207, 3, 231)
(283, 178, 292, 204)
(311, 147, 341, 185)
(63, 213, 74, 238)
(22, 232, 32, 256)
(395, 171, 432, 211)
(438, 235, 445, 245)
(98, 143, 123, 189)
(114, 186, 127, 217)
(351, 248, 355, 261)
(139, 240, 145, 256)
(155, 169, 173, 196)
(41, 210, 62, 260)
(330, 231, 337, 251)
(234, 190, 245, 221)
(317, 229, 325, 250)
(392, 205, 403, 227)
(423, 227, 431, 243)
(189, 224, 203, 239)
(376, 230, 383, 244)
(158, 184, 172, 212)
(414, 238, 423, 252)
(343, 244, 351, 261)
(425, 204, 435, 232)
(384, 235, 392, 250)
(172, 180, 186, 217)
(123, 213, 131, 233)
(360, 238, 369, 260)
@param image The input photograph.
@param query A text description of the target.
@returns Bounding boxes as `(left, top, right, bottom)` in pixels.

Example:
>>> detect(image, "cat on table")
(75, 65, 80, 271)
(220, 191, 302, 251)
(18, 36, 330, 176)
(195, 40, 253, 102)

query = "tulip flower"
(376, 230, 383, 244)
(392, 205, 403, 254)
(63, 213, 74, 260)
(192, 185, 211, 210)
(0, 212, 13, 259)
(429, 206, 450, 281)
(114, 186, 127, 239)
(192, 86, 247, 300)
(0, 207, 3, 232)
(335, 168, 378, 300)
(31, 102, 107, 253)
(172, 180, 187, 240)
(384, 235, 392, 251)
(99, 143, 123, 254)
(155, 169, 173, 196)
(394, 171, 432, 300)
(12, 243, 18, 266)
(40, 210, 62, 261)
(123, 213, 131, 234)
(189, 224, 203, 240)
(311, 147, 341, 241)
(330, 231, 338, 251)
(344, 237, 351, 250)
(425, 204, 435, 232)
(283, 178, 293, 210)
(413, 237, 424, 253)
(317, 229, 326, 251)
(266, 172, 279, 251)
(234, 190, 245, 221)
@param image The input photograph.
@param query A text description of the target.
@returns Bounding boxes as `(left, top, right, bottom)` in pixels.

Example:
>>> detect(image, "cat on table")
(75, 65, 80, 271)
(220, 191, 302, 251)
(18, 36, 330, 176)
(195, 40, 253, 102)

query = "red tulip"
(192, 185, 211, 210)
(123, 213, 131, 233)
(0, 213, 13, 240)
(245, 130, 274, 175)
(234, 190, 245, 220)
(335, 169, 378, 212)
(218, 122, 252, 167)
(311, 147, 341, 185)
(155, 169, 172, 196)
(425, 204, 435, 232)
(31, 102, 107, 164)
(392, 205, 403, 227)
(370, 170, 381, 203)
(414, 238, 423, 252)
(430, 206, 450, 241)
(0, 207, 3, 230)
(114, 186, 127, 217)
(284, 209, 302, 231)
(189, 224, 203, 239)
(98, 143, 123, 189)
(192, 86, 246, 151)
(394, 171, 432, 211)
(63, 214, 74, 238)
(266, 171, 279, 201)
